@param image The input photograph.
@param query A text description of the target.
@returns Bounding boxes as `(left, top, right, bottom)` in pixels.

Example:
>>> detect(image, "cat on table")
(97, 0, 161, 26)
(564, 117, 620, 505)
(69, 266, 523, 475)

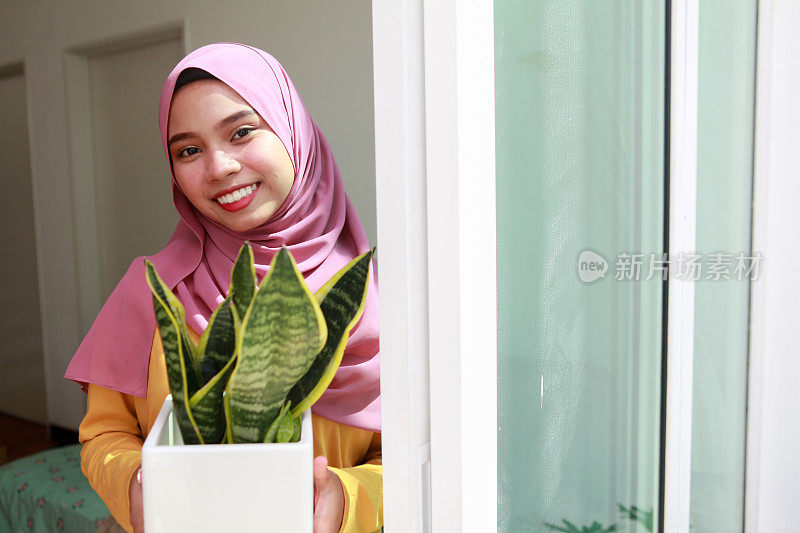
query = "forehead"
(168, 79, 253, 127)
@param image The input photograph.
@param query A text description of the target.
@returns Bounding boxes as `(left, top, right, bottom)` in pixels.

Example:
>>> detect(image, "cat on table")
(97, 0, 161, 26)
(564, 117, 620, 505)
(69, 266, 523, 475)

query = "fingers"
(311, 455, 344, 533)
(313, 455, 328, 486)
(129, 466, 145, 533)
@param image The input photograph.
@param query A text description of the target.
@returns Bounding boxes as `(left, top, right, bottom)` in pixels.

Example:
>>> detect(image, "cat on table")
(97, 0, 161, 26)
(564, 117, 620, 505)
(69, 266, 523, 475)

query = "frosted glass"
(690, 1, 756, 531)
(496, 2, 666, 532)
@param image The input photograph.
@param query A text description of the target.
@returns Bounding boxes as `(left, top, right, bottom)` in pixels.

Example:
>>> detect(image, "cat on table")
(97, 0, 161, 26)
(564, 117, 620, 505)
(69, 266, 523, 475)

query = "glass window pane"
(691, 1, 757, 530)
(496, 2, 666, 532)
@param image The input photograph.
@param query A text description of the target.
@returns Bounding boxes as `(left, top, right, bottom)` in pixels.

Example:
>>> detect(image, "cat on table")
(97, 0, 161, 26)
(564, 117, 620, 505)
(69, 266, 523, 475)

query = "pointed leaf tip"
(230, 242, 257, 322)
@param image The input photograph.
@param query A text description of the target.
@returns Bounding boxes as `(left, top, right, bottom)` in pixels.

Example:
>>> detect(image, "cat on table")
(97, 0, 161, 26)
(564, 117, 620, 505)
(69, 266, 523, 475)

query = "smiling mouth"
(215, 183, 260, 213)
(215, 183, 259, 205)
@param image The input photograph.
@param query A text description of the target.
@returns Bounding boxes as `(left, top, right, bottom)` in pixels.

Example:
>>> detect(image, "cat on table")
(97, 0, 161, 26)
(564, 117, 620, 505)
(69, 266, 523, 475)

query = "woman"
(65, 43, 382, 533)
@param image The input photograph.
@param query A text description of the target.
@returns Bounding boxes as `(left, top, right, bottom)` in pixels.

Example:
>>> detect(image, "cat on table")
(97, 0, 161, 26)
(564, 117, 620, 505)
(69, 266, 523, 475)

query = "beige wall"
(0, 0, 375, 430)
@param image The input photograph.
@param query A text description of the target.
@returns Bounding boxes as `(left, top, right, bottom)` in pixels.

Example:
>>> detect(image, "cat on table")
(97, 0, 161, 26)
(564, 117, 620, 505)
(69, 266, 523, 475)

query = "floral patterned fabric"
(0, 445, 111, 532)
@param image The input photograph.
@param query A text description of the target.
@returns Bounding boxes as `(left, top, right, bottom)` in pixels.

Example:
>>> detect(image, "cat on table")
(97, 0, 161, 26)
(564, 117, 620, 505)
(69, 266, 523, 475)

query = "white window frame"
(745, 1, 800, 531)
(372, 1, 432, 531)
(373, 1, 497, 532)
(663, 1, 699, 531)
(423, 1, 497, 532)
(374, 1, 800, 532)
(667, 0, 800, 530)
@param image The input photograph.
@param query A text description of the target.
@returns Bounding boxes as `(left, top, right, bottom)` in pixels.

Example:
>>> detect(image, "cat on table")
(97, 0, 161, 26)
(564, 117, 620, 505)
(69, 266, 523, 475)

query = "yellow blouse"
(78, 327, 382, 533)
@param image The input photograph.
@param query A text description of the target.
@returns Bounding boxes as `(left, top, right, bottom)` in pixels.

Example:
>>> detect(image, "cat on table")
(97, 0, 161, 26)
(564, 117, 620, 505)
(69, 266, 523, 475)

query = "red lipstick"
(215, 183, 259, 213)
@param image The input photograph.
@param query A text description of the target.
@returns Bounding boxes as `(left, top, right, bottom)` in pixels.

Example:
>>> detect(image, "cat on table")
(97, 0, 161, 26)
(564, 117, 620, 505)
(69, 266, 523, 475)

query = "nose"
(206, 149, 241, 180)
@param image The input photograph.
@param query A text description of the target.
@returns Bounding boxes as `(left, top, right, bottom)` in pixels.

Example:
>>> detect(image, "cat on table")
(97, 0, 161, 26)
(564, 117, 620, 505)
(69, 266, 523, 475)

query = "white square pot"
(142, 395, 313, 533)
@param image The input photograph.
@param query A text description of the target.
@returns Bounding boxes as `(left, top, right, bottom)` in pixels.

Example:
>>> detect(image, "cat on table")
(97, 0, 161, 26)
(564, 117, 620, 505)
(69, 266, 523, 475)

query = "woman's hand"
(129, 466, 144, 533)
(313, 455, 344, 533)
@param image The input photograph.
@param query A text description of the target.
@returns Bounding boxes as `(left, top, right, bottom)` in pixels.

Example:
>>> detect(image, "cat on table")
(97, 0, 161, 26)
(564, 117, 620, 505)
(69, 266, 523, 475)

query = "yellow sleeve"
(328, 432, 383, 533)
(78, 383, 143, 533)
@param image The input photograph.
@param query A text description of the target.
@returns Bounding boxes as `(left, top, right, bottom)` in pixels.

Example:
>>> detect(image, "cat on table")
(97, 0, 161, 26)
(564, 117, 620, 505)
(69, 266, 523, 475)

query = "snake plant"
(145, 243, 374, 445)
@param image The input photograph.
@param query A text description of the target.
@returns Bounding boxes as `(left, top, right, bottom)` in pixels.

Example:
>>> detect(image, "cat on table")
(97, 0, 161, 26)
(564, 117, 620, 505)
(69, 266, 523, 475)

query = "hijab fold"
(64, 43, 381, 433)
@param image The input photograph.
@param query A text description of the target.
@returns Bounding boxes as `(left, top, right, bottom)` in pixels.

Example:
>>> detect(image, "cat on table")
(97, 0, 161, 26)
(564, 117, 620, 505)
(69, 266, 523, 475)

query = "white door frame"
(745, 1, 800, 531)
(423, 1, 496, 532)
(372, 1, 432, 531)
(373, 1, 497, 531)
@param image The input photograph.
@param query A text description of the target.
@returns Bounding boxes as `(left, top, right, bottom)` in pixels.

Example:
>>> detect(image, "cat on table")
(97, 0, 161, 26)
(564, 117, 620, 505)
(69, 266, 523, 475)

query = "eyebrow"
(167, 109, 258, 147)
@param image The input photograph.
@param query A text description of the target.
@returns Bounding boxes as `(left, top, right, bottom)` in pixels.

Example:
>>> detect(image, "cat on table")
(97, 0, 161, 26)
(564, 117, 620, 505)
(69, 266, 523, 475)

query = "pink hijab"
(64, 43, 381, 432)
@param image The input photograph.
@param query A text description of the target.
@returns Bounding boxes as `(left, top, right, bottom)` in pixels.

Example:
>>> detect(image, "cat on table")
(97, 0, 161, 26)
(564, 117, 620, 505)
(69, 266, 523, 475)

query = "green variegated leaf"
(290, 415, 302, 442)
(275, 412, 297, 443)
(197, 297, 237, 383)
(223, 387, 234, 444)
(225, 247, 327, 443)
(188, 353, 238, 444)
(151, 295, 201, 445)
(263, 401, 291, 443)
(183, 330, 200, 375)
(145, 260, 202, 391)
(186, 301, 240, 444)
(230, 242, 257, 323)
(287, 249, 374, 417)
(146, 260, 203, 444)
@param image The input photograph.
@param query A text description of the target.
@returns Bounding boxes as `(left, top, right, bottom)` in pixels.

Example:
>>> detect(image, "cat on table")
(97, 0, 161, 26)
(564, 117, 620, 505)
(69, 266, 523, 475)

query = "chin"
(229, 222, 260, 232)
(212, 207, 276, 233)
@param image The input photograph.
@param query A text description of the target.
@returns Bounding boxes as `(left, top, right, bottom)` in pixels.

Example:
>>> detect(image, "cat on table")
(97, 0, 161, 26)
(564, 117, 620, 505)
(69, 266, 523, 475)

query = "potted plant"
(141, 243, 374, 532)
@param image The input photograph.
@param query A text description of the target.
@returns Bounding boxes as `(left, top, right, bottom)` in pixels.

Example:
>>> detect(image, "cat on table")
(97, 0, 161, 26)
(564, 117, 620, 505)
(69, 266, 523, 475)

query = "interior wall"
(0, 0, 375, 430)
(0, 67, 47, 424)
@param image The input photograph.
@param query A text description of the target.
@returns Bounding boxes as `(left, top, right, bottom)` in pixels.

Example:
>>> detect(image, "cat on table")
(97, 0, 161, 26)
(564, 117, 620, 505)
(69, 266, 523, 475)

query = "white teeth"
(216, 184, 256, 205)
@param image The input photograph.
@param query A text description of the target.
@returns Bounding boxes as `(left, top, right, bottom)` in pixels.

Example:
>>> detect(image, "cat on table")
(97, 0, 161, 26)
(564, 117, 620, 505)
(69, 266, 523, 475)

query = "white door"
(67, 36, 184, 336)
(0, 66, 47, 424)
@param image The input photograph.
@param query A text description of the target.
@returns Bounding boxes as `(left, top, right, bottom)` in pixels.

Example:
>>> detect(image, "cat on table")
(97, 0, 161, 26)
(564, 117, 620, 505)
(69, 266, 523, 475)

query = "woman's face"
(167, 79, 295, 232)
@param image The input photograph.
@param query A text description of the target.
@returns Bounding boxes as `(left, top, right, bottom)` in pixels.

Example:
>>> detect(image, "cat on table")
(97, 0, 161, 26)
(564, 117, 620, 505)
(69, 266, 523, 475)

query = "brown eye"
(233, 127, 254, 140)
(178, 146, 200, 158)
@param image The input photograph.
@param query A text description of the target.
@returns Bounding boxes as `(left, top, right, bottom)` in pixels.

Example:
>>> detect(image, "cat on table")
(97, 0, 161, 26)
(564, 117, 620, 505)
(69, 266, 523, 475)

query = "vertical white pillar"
(372, 0, 432, 531)
(423, 1, 497, 532)
(746, 1, 800, 531)
(664, 1, 698, 531)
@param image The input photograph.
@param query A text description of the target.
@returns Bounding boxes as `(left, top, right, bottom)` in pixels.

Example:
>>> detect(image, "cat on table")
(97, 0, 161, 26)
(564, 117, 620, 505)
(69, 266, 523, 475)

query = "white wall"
(0, 0, 375, 430)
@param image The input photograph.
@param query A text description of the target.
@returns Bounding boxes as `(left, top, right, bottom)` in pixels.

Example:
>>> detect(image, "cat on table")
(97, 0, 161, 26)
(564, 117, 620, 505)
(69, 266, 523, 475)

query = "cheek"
(174, 172, 204, 202)
(245, 138, 294, 181)
(269, 146, 296, 195)
(280, 164, 295, 198)
(279, 151, 295, 188)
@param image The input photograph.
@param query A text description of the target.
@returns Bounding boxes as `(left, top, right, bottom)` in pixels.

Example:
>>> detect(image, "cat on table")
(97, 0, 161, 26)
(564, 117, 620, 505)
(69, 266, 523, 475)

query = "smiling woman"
(64, 43, 382, 533)
(167, 74, 296, 233)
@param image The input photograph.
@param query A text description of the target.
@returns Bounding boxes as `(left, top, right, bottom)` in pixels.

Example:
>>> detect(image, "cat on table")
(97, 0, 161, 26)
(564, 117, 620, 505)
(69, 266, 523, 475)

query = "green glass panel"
(496, 2, 666, 531)
(691, 1, 756, 531)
